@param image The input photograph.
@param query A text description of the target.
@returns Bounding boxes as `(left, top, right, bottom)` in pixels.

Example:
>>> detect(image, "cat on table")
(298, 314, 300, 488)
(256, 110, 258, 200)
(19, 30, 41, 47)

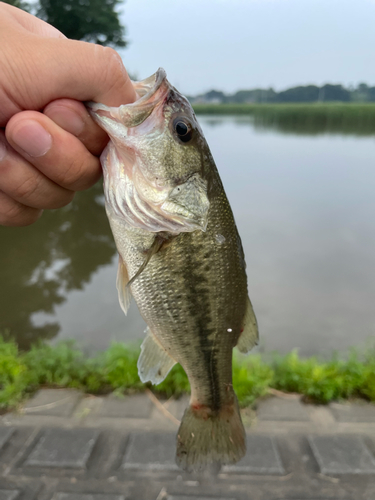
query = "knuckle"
(13, 173, 41, 201)
(102, 47, 124, 74)
(49, 190, 75, 209)
(0, 159, 11, 176)
(100, 47, 128, 91)
(58, 154, 99, 191)
(18, 211, 42, 226)
(0, 160, 74, 209)
(0, 200, 41, 226)
(60, 155, 86, 188)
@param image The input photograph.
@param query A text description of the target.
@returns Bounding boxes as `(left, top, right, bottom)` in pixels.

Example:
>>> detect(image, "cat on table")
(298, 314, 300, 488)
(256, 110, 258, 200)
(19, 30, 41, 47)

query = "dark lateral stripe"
(183, 241, 221, 412)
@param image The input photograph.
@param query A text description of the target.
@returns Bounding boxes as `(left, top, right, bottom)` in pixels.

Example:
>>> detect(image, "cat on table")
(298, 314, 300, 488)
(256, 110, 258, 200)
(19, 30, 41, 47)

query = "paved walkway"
(0, 389, 375, 499)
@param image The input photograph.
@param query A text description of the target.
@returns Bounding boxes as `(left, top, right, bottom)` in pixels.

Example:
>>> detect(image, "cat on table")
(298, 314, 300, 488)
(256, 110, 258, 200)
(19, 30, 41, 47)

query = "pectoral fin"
(127, 234, 170, 288)
(116, 256, 132, 315)
(236, 297, 259, 353)
(137, 328, 177, 384)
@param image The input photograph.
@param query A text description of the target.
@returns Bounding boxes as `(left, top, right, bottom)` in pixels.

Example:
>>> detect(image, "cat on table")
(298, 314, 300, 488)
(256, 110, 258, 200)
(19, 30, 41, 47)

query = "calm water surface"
(1, 116, 375, 355)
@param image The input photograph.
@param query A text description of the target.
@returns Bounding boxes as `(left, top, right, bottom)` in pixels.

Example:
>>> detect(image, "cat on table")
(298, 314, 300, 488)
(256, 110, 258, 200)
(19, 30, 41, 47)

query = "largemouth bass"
(88, 68, 258, 472)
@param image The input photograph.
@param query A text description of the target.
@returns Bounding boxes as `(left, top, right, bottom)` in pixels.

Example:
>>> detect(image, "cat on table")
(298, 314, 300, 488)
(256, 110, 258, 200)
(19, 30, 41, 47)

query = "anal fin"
(116, 256, 132, 315)
(236, 297, 259, 353)
(137, 327, 177, 384)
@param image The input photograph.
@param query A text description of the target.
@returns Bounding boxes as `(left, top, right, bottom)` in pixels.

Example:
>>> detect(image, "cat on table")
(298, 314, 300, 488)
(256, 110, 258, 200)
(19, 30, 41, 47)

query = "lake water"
(1, 115, 375, 356)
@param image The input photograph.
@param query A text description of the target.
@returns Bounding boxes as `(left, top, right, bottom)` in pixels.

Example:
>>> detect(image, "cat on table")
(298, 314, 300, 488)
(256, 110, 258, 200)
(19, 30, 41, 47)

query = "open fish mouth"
(132, 68, 167, 99)
(86, 68, 169, 133)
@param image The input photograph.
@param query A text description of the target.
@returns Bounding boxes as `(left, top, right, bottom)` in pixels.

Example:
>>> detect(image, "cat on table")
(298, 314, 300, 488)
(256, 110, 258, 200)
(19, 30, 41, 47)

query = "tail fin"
(176, 397, 246, 472)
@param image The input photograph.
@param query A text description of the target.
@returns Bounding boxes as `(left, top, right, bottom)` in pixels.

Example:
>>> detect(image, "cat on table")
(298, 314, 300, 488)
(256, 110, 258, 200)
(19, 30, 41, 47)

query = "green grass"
(193, 103, 375, 135)
(0, 336, 374, 411)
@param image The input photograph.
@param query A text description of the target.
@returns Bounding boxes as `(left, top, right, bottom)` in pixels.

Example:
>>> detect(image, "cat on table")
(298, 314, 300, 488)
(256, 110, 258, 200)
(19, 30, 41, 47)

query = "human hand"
(0, 2, 137, 226)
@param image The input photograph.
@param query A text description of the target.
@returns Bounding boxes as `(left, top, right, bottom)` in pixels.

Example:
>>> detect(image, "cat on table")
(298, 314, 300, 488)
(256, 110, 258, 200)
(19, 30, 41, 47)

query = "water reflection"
(203, 116, 375, 355)
(198, 112, 375, 137)
(1, 116, 375, 354)
(251, 109, 375, 136)
(201, 113, 375, 136)
(0, 183, 116, 348)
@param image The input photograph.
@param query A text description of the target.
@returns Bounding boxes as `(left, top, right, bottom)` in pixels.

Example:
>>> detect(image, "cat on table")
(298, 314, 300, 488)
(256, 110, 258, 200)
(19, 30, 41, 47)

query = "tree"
(204, 90, 228, 103)
(320, 84, 351, 102)
(232, 88, 277, 103)
(367, 87, 375, 102)
(277, 85, 320, 103)
(37, 0, 127, 47)
(4, 0, 128, 48)
(2, 0, 31, 11)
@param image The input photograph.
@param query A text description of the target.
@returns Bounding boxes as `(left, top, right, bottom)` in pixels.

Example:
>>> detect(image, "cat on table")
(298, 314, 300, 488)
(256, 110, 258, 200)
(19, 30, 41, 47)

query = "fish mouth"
(86, 68, 169, 134)
(132, 68, 168, 100)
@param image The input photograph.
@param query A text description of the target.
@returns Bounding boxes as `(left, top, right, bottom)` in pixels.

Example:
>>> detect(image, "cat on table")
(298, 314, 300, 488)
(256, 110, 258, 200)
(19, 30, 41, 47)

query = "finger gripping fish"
(87, 68, 258, 472)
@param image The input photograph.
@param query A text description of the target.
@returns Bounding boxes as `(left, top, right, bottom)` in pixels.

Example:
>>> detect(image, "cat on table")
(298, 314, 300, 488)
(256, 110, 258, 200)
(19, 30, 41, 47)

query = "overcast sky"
(117, 0, 375, 95)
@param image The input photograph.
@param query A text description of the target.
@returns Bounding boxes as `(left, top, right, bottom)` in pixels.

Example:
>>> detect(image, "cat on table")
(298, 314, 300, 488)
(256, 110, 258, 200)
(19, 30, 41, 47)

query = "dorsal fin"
(236, 297, 259, 353)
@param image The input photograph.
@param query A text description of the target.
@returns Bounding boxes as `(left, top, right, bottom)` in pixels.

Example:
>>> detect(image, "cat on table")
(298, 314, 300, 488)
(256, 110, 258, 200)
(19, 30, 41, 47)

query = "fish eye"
(173, 117, 193, 143)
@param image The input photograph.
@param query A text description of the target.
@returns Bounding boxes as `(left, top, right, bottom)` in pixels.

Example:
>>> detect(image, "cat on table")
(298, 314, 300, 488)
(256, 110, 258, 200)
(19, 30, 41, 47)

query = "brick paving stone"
(23, 390, 81, 417)
(223, 435, 284, 474)
(0, 428, 14, 451)
(166, 497, 236, 500)
(0, 491, 20, 500)
(308, 435, 375, 474)
(257, 397, 310, 421)
(330, 402, 375, 423)
(163, 396, 189, 420)
(96, 394, 152, 419)
(25, 428, 99, 468)
(122, 432, 178, 470)
(52, 495, 125, 500)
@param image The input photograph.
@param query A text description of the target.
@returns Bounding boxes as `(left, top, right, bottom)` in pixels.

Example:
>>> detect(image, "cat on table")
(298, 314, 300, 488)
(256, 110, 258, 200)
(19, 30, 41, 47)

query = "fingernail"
(46, 106, 85, 137)
(0, 140, 6, 161)
(12, 120, 52, 157)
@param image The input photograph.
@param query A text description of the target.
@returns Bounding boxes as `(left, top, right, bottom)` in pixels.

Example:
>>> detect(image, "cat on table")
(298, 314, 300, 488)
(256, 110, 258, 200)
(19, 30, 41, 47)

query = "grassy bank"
(1, 337, 375, 412)
(193, 103, 375, 135)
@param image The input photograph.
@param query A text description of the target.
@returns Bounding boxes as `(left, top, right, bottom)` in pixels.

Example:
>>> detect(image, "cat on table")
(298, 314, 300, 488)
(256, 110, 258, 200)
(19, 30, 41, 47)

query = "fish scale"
(87, 68, 258, 472)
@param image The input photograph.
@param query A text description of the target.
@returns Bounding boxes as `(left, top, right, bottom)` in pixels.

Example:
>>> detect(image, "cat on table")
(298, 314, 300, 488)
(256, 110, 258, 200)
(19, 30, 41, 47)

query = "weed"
(0, 336, 374, 411)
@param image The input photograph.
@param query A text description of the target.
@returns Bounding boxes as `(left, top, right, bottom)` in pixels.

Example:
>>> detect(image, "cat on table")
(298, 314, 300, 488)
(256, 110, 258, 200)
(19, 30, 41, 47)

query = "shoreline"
(193, 102, 375, 134)
(1, 337, 374, 412)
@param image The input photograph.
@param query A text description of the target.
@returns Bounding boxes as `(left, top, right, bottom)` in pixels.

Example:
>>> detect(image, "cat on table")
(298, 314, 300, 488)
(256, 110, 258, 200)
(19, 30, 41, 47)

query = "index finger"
(10, 37, 137, 108)
(1, 15, 138, 126)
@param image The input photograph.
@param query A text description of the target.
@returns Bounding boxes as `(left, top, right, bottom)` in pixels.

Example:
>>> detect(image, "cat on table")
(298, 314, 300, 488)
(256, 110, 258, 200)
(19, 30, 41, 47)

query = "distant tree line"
(189, 83, 375, 104)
